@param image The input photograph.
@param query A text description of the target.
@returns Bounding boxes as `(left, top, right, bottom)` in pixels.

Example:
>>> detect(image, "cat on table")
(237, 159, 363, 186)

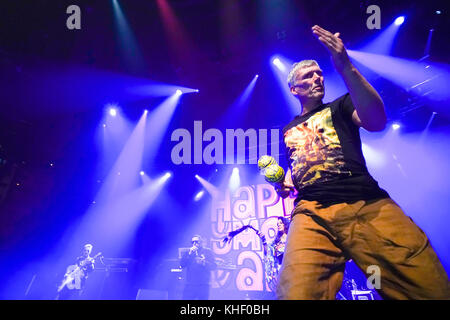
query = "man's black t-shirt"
(282, 93, 389, 207)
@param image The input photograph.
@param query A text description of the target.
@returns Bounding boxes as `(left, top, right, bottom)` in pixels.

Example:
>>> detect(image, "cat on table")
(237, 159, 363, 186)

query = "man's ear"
(290, 86, 298, 96)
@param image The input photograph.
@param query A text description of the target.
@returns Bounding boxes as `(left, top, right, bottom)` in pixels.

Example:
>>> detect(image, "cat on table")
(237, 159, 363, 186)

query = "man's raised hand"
(312, 25, 352, 74)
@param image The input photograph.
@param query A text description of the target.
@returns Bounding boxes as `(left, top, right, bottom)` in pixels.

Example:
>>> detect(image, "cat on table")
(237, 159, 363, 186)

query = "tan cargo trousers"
(276, 198, 450, 299)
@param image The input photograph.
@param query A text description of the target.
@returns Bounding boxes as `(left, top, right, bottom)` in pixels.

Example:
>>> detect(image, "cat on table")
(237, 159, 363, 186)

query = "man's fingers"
(313, 25, 341, 43)
(312, 25, 334, 38)
(314, 30, 338, 47)
(318, 36, 337, 52)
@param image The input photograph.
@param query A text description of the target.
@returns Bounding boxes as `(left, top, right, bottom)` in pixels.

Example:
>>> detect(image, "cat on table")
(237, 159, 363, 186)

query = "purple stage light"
(394, 16, 405, 26)
(194, 190, 205, 201)
(392, 123, 401, 130)
(106, 104, 119, 117)
(162, 171, 172, 180)
(229, 167, 240, 191)
(272, 57, 286, 72)
(109, 108, 117, 117)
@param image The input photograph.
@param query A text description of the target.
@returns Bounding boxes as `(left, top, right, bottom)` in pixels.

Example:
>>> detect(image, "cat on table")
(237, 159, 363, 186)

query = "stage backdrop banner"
(210, 183, 295, 292)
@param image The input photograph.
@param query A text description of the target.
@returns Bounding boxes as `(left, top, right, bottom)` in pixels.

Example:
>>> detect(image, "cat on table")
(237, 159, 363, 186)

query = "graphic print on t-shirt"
(284, 106, 352, 189)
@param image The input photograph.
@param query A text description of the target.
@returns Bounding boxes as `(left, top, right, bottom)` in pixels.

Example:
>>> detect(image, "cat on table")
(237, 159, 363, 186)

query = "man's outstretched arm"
(312, 25, 387, 132)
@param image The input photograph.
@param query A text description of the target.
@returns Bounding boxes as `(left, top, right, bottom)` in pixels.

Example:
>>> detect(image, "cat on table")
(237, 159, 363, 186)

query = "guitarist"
(56, 244, 96, 300)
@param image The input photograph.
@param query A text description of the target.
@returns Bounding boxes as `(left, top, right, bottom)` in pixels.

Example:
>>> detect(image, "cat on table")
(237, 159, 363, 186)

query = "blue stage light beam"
(270, 55, 300, 116)
(219, 74, 260, 127)
(347, 50, 450, 106)
(96, 104, 134, 179)
(145, 91, 184, 165)
(111, 0, 145, 73)
(127, 84, 199, 97)
(357, 16, 407, 55)
(194, 174, 219, 199)
(139, 170, 152, 185)
(419, 112, 438, 145)
(228, 167, 240, 192)
(234, 74, 259, 109)
(79, 170, 172, 256)
(97, 109, 148, 203)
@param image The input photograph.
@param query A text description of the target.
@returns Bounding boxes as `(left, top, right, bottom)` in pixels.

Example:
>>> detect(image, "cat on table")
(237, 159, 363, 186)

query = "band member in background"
(263, 217, 290, 293)
(223, 217, 289, 294)
(56, 243, 97, 300)
(275, 25, 450, 299)
(180, 235, 216, 300)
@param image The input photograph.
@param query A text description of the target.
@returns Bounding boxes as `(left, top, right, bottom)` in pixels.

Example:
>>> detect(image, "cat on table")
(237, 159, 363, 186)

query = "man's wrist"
(338, 62, 356, 77)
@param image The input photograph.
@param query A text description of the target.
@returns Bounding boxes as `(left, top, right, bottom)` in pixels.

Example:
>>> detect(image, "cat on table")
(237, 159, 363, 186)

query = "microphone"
(189, 246, 198, 256)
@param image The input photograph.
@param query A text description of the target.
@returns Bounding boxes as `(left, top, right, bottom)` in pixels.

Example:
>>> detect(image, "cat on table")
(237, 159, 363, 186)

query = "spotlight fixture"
(109, 108, 118, 117)
(272, 57, 286, 72)
(194, 190, 205, 201)
(392, 123, 401, 130)
(394, 16, 405, 26)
